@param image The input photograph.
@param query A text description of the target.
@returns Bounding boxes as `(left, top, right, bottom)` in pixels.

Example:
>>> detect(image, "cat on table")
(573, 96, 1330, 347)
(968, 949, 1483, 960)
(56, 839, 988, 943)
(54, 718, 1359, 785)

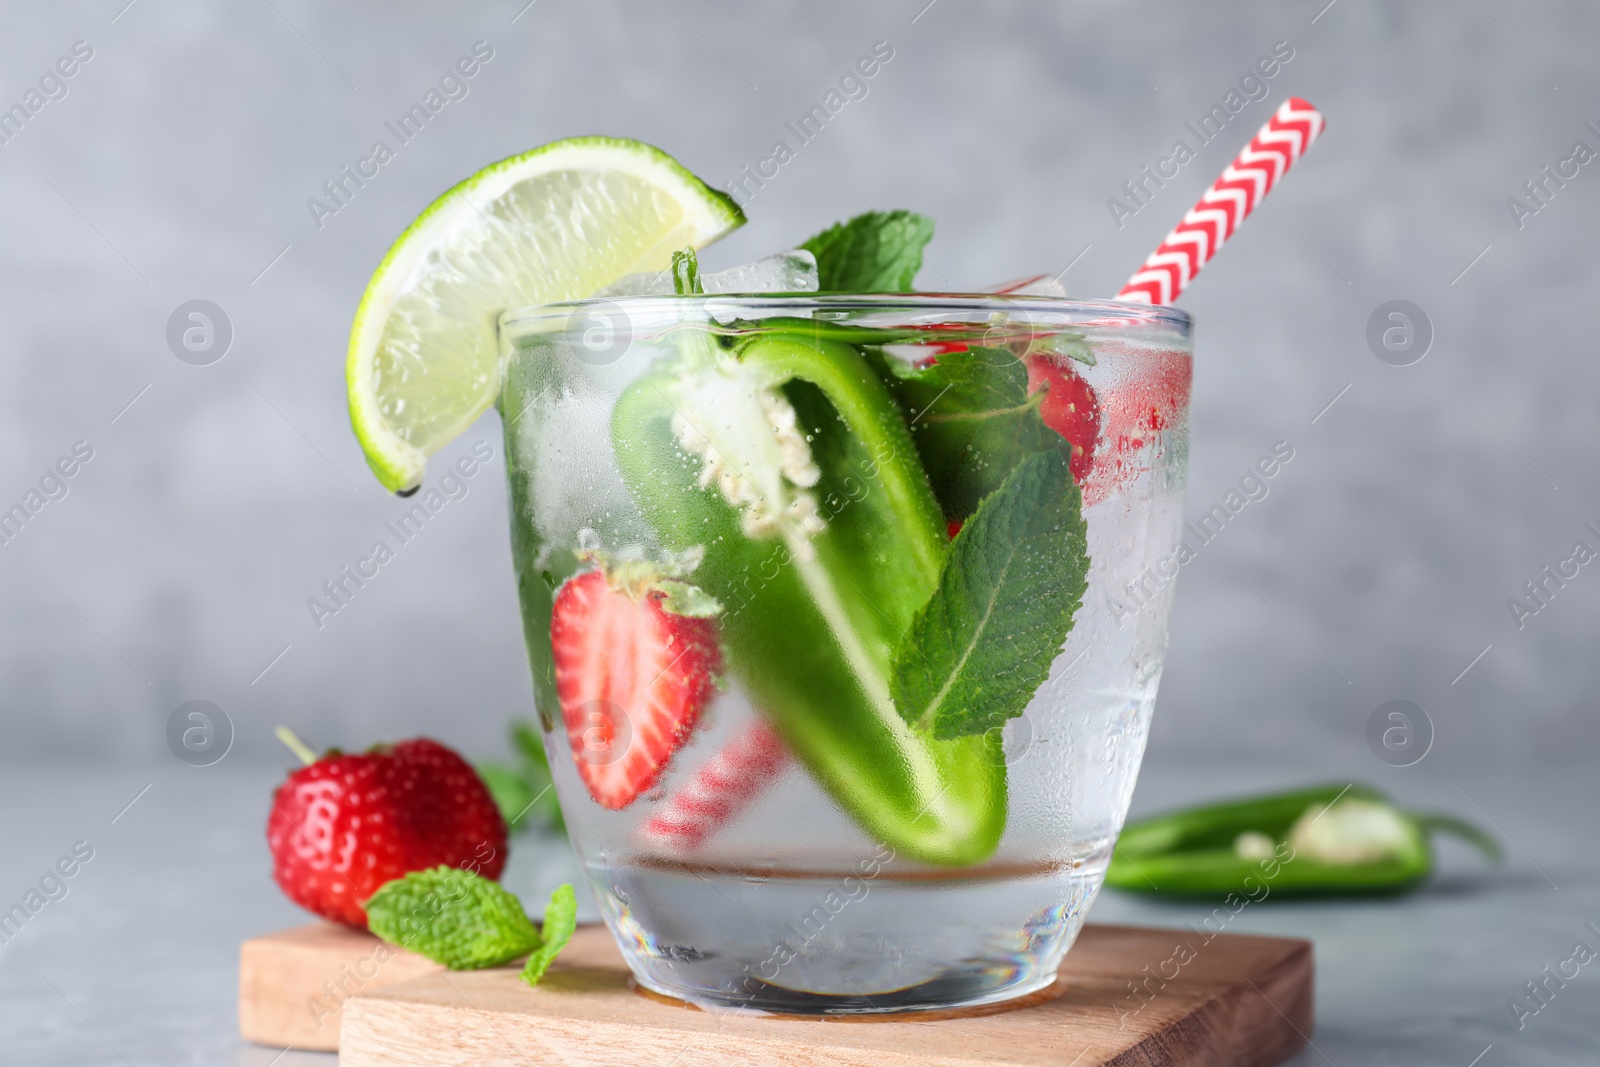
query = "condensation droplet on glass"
(577, 527, 603, 553)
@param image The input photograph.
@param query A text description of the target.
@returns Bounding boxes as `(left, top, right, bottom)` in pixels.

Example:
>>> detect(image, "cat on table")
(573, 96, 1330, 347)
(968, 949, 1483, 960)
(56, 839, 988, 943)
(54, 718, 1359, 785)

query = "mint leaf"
(672, 247, 702, 295)
(478, 723, 564, 835)
(521, 883, 578, 987)
(476, 761, 537, 831)
(876, 347, 1058, 520)
(513, 723, 565, 834)
(511, 720, 546, 767)
(366, 867, 542, 969)
(800, 211, 933, 292)
(891, 449, 1088, 739)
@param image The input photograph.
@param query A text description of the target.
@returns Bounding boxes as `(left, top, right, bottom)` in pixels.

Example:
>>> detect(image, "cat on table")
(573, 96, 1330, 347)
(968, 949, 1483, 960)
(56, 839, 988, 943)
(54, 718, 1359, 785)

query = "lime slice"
(346, 137, 744, 493)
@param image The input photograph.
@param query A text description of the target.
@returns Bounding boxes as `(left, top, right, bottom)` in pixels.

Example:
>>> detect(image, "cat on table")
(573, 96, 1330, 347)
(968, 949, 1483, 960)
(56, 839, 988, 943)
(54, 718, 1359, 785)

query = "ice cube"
(593, 270, 673, 298)
(984, 274, 1068, 297)
(593, 251, 819, 298)
(704, 250, 818, 294)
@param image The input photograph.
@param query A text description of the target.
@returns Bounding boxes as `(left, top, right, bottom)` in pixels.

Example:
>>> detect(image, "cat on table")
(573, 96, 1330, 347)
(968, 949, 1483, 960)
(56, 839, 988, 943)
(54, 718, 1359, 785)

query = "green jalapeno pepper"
(1107, 783, 1501, 899)
(610, 322, 1007, 866)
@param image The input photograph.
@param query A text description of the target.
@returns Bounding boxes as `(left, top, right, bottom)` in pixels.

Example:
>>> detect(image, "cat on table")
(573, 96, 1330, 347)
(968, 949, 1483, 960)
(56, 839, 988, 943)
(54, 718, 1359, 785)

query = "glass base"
(633, 965, 1064, 1016)
(590, 858, 1104, 1016)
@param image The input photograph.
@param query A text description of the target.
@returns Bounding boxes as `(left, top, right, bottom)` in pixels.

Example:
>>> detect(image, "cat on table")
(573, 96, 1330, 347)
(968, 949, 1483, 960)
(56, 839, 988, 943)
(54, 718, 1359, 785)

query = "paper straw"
(1117, 97, 1325, 305)
(640, 721, 788, 852)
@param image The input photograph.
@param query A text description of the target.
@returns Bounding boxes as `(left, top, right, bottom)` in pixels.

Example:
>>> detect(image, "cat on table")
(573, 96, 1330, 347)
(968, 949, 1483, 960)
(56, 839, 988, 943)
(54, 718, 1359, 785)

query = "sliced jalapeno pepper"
(611, 324, 1007, 866)
(1107, 784, 1501, 899)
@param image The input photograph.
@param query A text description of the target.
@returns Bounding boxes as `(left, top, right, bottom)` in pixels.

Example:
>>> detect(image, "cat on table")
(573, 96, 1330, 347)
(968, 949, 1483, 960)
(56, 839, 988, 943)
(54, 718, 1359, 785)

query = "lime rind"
(347, 137, 744, 493)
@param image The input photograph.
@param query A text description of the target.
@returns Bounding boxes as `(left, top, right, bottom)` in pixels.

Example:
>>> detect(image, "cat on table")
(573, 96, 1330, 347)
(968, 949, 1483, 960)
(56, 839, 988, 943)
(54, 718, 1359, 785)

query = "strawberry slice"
(1075, 346, 1190, 508)
(914, 342, 1101, 493)
(550, 567, 722, 810)
(1026, 355, 1101, 486)
(918, 325, 1186, 509)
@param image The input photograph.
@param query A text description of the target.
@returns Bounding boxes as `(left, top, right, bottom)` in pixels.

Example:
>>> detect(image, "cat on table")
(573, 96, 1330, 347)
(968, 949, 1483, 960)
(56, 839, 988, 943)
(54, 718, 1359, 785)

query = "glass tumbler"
(497, 295, 1191, 1014)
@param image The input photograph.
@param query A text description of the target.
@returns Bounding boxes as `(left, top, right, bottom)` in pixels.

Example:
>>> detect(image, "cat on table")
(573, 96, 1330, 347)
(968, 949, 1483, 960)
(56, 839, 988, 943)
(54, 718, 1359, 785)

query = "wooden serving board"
(239, 922, 443, 1051)
(316, 923, 1312, 1067)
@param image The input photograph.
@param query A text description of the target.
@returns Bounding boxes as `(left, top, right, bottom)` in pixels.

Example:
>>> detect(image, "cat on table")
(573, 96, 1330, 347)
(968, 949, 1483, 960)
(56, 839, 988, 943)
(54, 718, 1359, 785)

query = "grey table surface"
(1, 756, 1593, 1067)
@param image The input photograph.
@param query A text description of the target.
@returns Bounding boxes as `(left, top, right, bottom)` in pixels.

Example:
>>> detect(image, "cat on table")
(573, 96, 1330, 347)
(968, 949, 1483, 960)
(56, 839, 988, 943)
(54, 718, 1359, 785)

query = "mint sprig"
(890, 448, 1089, 740)
(800, 210, 933, 292)
(365, 867, 578, 987)
(876, 346, 1059, 520)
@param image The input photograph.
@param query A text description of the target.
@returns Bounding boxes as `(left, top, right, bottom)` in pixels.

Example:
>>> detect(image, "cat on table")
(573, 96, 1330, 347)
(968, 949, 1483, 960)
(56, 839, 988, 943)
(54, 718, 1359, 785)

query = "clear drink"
(498, 295, 1191, 1013)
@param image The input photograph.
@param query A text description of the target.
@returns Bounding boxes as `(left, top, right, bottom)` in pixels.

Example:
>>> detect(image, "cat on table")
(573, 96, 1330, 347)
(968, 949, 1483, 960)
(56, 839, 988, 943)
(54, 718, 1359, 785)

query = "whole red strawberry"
(266, 734, 507, 928)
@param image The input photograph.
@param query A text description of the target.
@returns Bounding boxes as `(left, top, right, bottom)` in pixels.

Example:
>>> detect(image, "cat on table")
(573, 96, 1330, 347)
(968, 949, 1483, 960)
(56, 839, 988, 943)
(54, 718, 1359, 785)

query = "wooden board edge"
(238, 923, 442, 1052)
(340, 993, 992, 1067)
(301, 923, 1319, 1067)
(1110, 938, 1313, 1067)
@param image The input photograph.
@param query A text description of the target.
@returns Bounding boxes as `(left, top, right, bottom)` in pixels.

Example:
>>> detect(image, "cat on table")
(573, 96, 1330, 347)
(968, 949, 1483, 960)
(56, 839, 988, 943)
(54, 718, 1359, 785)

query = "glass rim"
(498, 292, 1191, 334)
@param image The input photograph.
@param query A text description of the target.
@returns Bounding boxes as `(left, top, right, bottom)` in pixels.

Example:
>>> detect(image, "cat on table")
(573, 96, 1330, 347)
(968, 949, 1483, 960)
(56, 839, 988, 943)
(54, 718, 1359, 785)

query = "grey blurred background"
(3, 1, 1593, 777)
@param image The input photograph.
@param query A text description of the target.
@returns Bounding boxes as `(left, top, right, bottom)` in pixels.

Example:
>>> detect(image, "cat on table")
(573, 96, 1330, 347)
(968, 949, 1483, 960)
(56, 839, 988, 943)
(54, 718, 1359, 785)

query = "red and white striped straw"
(640, 721, 788, 852)
(1117, 97, 1325, 305)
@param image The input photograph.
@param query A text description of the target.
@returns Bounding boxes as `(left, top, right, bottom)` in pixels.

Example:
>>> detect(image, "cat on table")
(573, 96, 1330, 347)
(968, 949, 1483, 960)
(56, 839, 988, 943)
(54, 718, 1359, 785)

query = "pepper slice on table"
(1106, 784, 1501, 899)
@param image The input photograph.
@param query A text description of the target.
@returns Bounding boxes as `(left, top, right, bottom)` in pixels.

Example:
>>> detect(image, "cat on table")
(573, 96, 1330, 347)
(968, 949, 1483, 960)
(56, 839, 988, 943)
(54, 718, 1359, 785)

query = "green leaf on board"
(365, 867, 541, 970)
(521, 883, 579, 987)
